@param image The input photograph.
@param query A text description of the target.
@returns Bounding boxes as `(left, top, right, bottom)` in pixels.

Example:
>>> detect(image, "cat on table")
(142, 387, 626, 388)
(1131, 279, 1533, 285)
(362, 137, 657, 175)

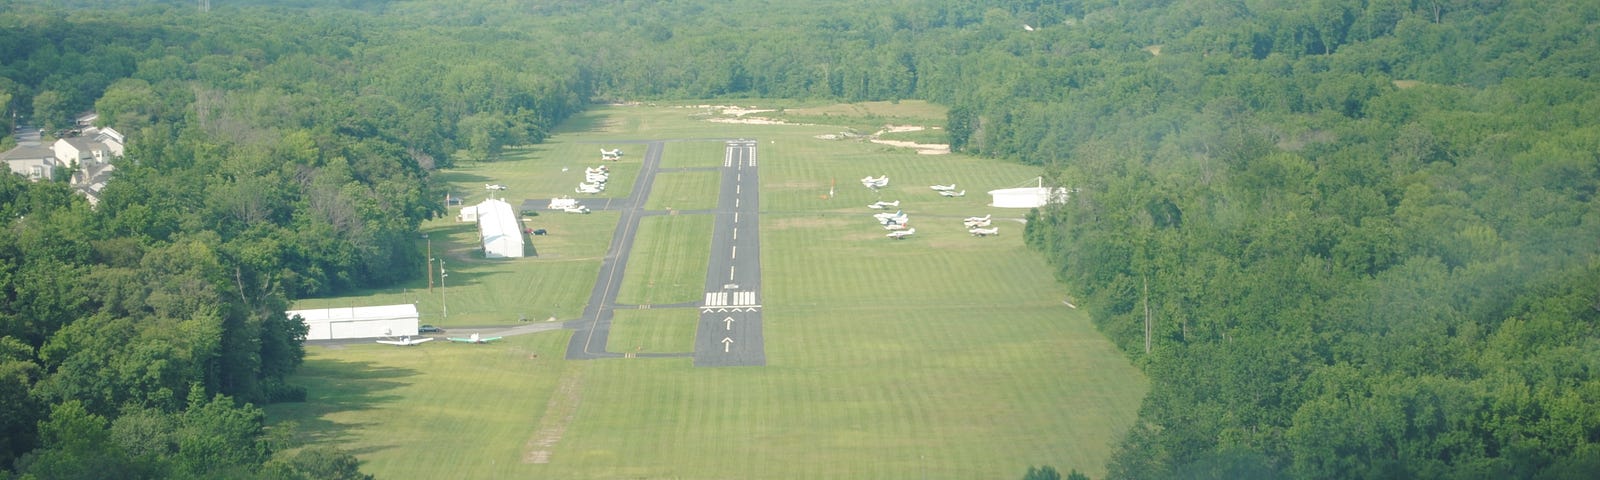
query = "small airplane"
(485, 184, 508, 191)
(564, 205, 591, 214)
(600, 148, 622, 157)
(586, 166, 609, 174)
(930, 183, 956, 191)
(877, 214, 908, 226)
(872, 209, 904, 220)
(939, 189, 966, 197)
(887, 228, 917, 239)
(969, 227, 999, 237)
(883, 222, 909, 230)
(964, 218, 992, 228)
(376, 336, 434, 346)
(860, 175, 889, 188)
(576, 183, 605, 194)
(963, 214, 991, 223)
(585, 174, 608, 183)
(868, 200, 900, 209)
(448, 333, 503, 344)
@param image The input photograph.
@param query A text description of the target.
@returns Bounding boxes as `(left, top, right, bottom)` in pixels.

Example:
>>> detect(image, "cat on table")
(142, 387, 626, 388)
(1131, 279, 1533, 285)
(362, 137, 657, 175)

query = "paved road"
(694, 140, 766, 367)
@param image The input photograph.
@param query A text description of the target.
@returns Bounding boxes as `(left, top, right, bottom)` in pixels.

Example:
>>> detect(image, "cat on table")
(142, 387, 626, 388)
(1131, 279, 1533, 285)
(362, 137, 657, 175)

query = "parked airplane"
(585, 173, 609, 183)
(586, 166, 609, 174)
(564, 205, 591, 214)
(376, 336, 434, 346)
(939, 189, 966, 197)
(485, 184, 508, 191)
(860, 175, 889, 188)
(930, 183, 956, 191)
(868, 200, 900, 209)
(576, 183, 605, 194)
(964, 218, 992, 228)
(969, 227, 999, 237)
(448, 333, 502, 344)
(877, 214, 908, 226)
(601, 148, 622, 157)
(887, 228, 917, 239)
(883, 222, 909, 230)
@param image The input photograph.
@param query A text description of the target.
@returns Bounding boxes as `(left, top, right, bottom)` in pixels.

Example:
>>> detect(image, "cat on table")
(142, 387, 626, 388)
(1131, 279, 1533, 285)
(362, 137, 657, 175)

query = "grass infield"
(272, 102, 1146, 479)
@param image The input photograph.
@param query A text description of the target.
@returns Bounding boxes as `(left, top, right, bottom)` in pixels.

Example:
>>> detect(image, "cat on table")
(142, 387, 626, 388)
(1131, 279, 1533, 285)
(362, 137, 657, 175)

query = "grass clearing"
(606, 309, 699, 353)
(615, 214, 713, 306)
(642, 170, 720, 211)
(275, 103, 1146, 479)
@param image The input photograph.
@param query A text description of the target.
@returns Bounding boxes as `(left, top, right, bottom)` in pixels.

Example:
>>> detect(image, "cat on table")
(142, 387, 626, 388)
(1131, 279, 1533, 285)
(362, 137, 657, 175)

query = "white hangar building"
(289, 304, 420, 340)
(988, 177, 1071, 209)
(463, 198, 526, 258)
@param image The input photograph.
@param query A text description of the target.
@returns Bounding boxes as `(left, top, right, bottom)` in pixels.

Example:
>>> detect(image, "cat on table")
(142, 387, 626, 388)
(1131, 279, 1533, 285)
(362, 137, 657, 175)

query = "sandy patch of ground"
(1143, 45, 1163, 56)
(869, 138, 950, 155)
(1393, 80, 1423, 89)
(708, 117, 804, 126)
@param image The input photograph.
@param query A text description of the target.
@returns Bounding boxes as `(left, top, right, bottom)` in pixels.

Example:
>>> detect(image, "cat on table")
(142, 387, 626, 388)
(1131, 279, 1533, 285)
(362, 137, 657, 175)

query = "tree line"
(2, 0, 1597, 478)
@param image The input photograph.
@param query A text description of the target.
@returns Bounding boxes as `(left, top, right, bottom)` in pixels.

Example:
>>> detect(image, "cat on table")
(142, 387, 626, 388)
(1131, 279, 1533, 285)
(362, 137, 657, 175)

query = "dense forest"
(1, 0, 1596, 478)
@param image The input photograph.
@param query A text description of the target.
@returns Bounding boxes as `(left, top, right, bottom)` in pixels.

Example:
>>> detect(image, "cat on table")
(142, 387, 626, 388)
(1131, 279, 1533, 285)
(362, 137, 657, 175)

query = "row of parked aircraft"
(965, 214, 998, 237)
(577, 165, 609, 193)
(376, 332, 504, 346)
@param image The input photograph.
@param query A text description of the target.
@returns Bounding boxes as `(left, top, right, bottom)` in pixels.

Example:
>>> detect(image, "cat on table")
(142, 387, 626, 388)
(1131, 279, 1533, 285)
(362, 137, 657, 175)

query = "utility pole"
(440, 259, 448, 319)
(424, 234, 433, 292)
(1143, 274, 1152, 355)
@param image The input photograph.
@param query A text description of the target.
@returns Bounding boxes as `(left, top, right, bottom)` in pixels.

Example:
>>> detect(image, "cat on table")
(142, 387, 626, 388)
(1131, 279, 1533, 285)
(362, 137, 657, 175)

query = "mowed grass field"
(270, 102, 1147, 479)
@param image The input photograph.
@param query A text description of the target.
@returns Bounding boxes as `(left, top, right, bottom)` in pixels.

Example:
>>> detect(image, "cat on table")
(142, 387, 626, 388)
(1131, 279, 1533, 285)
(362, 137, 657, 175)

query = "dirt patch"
(1143, 45, 1163, 56)
(869, 138, 950, 155)
(522, 363, 587, 464)
(1393, 80, 1423, 89)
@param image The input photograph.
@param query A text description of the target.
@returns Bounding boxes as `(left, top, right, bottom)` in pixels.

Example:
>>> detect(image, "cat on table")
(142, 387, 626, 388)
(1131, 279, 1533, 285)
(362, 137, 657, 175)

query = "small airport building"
(988, 177, 1070, 209)
(462, 198, 526, 258)
(289, 304, 420, 340)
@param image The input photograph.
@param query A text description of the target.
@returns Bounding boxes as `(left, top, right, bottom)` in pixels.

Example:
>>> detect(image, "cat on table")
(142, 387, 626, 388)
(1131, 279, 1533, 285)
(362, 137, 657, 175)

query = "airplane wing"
(412, 337, 434, 344)
(447, 337, 472, 343)
(375, 340, 404, 345)
(482, 336, 503, 342)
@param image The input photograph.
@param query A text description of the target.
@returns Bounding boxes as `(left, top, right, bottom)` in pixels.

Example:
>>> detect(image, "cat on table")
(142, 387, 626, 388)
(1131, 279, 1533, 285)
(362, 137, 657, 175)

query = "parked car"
(419, 324, 444, 333)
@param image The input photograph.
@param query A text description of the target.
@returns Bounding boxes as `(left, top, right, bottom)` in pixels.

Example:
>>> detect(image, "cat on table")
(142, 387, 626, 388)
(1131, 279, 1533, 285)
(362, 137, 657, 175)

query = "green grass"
(274, 103, 1146, 479)
(614, 214, 713, 306)
(659, 141, 731, 169)
(641, 170, 720, 211)
(605, 309, 699, 354)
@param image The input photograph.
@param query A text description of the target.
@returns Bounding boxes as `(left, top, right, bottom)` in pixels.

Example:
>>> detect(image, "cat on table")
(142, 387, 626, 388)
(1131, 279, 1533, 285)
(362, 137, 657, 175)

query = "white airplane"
(939, 189, 966, 197)
(883, 222, 909, 230)
(964, 218, 992, 228)
(576, 183, 604, 194)
(887, 228, 917, 239)
(376, 336, 434, 346)
(930, 183, 956, 191)
(485, 184, 508, 191)
(585, 173, 609, 183)
(877, 214, 908, 226)
(868, 200, 900, 209)
(600, 148, 622, 157)
(860, 175, 889, 188)
(969, 227, 999, 237)
(586, 166, 609, 174)
(447, 333, 502, 344)
(564, 205, 591, 214)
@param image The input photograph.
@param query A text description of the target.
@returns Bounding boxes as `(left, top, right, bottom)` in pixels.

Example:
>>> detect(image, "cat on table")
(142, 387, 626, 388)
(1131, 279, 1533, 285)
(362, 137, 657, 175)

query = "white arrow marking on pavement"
(722, 337, 734, 352)
(724, 317, 735, 330)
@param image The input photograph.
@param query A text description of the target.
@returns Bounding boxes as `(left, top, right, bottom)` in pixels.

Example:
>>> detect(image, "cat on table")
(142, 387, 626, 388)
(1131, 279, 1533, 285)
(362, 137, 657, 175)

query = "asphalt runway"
(693, 140, 766, 367)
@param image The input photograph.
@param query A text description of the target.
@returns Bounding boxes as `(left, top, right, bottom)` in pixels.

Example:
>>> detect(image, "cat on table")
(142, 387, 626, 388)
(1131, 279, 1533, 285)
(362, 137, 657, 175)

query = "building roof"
(287, 304, 419, 324)
(0, 145, 55, 162)
(475, 198, 525, 258)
